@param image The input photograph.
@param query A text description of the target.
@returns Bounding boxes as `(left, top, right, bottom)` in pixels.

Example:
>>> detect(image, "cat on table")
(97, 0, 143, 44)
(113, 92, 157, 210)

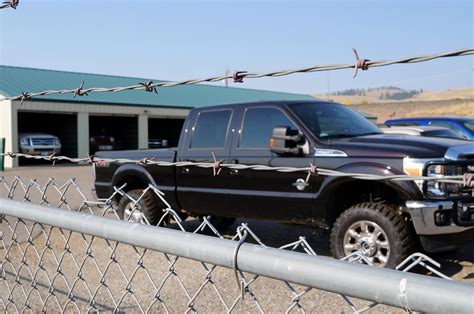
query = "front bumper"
(405, 200, 474, 252)
(20, 146, 61, 156)
(405, 200, 474, 235)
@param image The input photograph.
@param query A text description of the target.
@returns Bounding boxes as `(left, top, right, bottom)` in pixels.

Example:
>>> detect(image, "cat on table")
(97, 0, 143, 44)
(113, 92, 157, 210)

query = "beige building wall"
(138, 114, 149, 149)
(0, 100, 18, 168)
(77, 112, 89, 158)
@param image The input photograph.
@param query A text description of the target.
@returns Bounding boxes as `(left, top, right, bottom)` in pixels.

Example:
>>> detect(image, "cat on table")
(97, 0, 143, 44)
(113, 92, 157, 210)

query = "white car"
(381, 126, 467, 140)
(18, 133, 62, 156)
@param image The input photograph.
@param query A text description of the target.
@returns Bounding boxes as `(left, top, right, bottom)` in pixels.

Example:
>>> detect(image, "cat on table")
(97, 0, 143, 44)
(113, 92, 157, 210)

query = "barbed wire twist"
(0, 0, 19, 10)
(1, 48, 472, 102)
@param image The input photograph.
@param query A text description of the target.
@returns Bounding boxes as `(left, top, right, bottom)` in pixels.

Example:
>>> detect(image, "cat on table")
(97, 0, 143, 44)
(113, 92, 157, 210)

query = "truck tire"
(117, 189, 164, 226)
(330, 202, 413, 268)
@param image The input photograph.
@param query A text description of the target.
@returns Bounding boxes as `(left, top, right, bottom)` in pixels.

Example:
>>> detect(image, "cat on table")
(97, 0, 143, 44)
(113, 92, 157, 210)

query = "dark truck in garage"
(94, 100, 474, 268)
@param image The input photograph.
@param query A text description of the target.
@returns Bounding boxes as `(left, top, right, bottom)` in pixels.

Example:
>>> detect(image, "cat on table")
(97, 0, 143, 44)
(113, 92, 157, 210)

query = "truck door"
(228, 106, 317, 222)
(176, 108, 235, 216)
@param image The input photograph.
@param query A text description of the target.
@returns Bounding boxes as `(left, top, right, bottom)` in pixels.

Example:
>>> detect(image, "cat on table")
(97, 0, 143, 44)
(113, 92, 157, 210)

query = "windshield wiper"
(319, 134, 358, 140)
(320, 132, 382, 140)
(357, 132, 382, 137)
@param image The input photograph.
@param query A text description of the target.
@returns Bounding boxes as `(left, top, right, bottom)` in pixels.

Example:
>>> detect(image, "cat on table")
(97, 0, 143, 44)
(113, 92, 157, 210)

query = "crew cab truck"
(94, 100, 474, 268)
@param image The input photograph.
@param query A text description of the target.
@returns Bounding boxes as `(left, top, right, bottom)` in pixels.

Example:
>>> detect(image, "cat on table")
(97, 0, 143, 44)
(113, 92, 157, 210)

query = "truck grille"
(445, 164, 473, 198)
(425, 161, 474, 200)
(31, 138, 55, 146)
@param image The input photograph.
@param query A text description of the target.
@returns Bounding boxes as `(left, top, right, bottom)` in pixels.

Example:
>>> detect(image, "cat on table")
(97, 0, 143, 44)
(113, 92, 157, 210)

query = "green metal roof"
(0, 66, 314, 108)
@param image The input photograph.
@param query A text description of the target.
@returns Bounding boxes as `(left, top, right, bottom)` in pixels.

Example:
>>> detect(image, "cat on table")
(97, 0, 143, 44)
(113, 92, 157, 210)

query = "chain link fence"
(1, 176, 471, 313)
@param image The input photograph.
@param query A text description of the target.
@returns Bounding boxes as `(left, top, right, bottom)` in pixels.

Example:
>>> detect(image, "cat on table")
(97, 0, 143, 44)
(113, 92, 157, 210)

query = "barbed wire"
(2, 152, 473, 188)
(1, 48, 473, 104)
(0, 0, 18, 9)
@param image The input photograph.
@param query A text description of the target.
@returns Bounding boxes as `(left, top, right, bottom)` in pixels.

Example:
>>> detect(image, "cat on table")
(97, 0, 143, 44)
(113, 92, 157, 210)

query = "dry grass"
(412, 88, 473, 102)
(314, 88, 473, 106)
(349, 99, 473, 123)
(405, 102, 474, 117)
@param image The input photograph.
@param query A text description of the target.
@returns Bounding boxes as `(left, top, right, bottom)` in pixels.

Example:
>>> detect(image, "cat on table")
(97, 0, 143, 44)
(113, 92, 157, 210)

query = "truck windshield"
(289, 102, 382, 140)
(463, 120, 474, 135)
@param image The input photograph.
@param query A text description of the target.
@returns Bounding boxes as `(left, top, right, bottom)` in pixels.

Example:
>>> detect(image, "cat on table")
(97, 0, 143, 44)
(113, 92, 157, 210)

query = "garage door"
(18, 112, 77, 165)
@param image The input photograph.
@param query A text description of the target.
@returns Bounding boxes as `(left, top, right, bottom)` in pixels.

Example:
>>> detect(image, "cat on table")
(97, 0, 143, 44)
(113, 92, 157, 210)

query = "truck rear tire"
(117, 189, 164, 226)
(330, 202, 413, 268)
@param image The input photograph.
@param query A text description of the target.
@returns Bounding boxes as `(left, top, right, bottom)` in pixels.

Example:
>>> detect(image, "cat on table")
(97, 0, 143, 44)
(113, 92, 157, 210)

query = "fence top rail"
(0, 197, 472, 313)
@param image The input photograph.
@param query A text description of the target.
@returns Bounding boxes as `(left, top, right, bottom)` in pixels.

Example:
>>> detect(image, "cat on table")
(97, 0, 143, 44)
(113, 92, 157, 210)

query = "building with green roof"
(0, 66, 314, 167)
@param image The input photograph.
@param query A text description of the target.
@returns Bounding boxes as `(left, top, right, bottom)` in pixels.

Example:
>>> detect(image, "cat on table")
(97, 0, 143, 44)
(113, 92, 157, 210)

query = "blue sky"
(0, 0, 473, 95)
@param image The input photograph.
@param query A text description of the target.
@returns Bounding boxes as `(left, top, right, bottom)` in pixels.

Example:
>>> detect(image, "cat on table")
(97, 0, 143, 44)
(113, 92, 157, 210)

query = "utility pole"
(224, 67, 229, 87)
(326, 72, 330, 100)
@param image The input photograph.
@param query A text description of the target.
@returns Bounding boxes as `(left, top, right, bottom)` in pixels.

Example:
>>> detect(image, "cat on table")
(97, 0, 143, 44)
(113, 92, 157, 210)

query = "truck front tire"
(117, 189, 163, 226)
(330, 202, 413, 268)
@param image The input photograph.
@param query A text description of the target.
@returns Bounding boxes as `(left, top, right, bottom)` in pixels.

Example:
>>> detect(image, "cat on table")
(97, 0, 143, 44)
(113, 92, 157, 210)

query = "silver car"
(18, 133, 62, 156)
(381, 126, 467, 140)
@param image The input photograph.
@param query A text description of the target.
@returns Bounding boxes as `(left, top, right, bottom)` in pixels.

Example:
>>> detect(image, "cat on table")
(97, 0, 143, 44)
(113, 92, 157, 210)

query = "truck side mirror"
(269, 126, 303, 156)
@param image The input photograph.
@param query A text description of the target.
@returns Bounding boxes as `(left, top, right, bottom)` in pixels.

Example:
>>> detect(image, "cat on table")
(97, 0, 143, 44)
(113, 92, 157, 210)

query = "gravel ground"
(0, 165, 473, 313)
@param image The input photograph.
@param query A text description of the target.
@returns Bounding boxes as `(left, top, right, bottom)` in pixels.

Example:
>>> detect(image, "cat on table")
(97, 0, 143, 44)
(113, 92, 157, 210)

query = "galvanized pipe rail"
(0, 198, 473, 313)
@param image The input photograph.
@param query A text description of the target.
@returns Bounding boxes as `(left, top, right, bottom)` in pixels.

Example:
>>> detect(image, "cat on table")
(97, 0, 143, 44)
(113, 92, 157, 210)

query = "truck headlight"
(20, 138, 29, 145)
(426, 164, 445, 197)
(425, 164, 466, 198)
(403, 157, 430, 192)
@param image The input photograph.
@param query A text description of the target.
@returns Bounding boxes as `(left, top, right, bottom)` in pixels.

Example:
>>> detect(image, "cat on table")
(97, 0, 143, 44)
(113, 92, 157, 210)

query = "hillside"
(314, 87, 473, 123)
(314, 87, 473, 105)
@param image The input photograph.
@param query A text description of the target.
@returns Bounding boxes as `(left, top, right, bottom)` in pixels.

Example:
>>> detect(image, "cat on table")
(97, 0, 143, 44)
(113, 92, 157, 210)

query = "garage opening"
(89, 116, 138, 154)
(148, 118, 185, 148)
(17, 112, 77, 165)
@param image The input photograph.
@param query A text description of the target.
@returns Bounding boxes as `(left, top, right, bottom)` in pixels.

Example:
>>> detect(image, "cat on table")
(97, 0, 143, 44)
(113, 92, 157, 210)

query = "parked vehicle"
(18, 133, 61, 156)
(90, 129, 119, 154)
(94, 100, 474, 268)
(381, 126, 467, 140)
(385, 117, 474, 141)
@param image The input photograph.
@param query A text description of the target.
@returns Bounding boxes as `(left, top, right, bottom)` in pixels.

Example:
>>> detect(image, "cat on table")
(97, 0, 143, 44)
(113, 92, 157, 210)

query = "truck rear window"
(191, 110, 231, 149)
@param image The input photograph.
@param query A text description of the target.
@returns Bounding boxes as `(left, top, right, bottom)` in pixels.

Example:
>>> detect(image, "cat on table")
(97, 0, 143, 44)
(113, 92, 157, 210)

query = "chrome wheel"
(124, 202, 146, 224)
(343, 220, 390, 266)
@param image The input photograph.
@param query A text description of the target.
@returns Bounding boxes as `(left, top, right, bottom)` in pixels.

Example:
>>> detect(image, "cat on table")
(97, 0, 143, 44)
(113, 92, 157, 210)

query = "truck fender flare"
(111, 164, 158, 192)
(318, 162, 423, 203)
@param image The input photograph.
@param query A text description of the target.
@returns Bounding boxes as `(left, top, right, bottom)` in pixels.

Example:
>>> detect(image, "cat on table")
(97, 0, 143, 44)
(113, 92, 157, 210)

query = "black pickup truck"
(94, 100, 474, 267)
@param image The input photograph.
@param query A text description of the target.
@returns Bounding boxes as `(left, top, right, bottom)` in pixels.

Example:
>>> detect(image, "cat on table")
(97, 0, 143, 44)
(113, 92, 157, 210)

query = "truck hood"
(18, 133, 58, 138)
(329, 134, 473, 158)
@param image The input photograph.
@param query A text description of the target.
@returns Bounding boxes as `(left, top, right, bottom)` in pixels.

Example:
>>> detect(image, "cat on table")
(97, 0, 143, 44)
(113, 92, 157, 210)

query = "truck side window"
(240, 107, 297, 149)
(191, 110, 232, 149)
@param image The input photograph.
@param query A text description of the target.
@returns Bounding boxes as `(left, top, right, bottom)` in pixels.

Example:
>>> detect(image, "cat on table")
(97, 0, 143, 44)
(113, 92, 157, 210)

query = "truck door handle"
(229, 159, 239, 175)
(181, 168, 190, 174)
